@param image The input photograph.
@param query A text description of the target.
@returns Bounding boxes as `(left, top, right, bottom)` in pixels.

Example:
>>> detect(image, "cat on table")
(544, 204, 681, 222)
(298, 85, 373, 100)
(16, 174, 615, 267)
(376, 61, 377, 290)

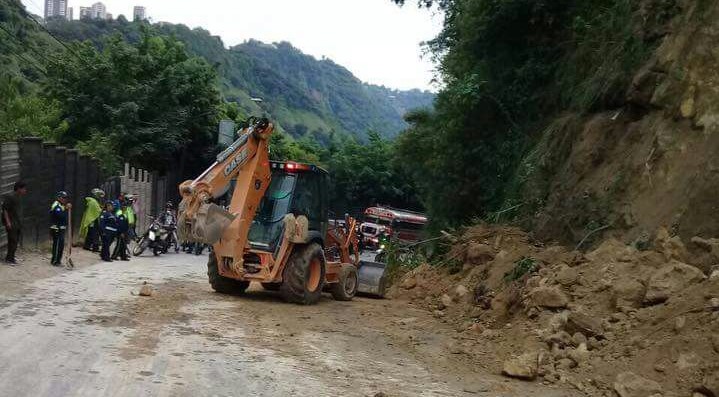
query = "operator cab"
(248, 161, 329, 252)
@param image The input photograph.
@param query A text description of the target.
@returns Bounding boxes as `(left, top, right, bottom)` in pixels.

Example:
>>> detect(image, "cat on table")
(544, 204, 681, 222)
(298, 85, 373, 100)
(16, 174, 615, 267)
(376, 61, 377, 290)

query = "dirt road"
(0, 254, 578, 396)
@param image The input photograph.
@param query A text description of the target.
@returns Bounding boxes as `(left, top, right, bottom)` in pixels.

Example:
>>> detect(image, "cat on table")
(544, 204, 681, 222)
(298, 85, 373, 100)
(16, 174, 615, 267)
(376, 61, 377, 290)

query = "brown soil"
(389, 224, 719, 396)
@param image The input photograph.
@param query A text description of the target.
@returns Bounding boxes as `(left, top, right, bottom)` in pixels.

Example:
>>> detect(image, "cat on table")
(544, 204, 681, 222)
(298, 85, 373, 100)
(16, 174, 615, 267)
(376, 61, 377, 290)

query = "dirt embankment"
(389, 224, 719, 397)
(521, 1, 719, 245)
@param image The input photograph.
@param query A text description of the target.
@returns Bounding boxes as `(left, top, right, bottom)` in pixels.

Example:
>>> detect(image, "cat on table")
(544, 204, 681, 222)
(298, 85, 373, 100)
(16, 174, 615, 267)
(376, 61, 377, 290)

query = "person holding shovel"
(49, 191, 71, 267)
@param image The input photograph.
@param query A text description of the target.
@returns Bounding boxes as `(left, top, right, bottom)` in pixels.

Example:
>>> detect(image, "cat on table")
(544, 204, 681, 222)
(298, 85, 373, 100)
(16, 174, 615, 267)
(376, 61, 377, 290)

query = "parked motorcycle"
(160, 224, 180, 254)
(133, 216, 179, 256)
(133, 217, 163, 256)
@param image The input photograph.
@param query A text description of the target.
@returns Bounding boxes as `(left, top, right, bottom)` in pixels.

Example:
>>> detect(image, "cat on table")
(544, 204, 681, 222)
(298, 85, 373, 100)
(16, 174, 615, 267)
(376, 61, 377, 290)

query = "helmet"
(91, 188, 105, 198)
(165, 201, 174, 209)
(57, 191, 69, 199)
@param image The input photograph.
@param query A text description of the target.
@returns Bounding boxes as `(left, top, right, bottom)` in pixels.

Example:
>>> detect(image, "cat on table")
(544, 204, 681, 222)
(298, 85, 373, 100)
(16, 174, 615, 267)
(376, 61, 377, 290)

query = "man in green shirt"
(2, 181, 28, 266)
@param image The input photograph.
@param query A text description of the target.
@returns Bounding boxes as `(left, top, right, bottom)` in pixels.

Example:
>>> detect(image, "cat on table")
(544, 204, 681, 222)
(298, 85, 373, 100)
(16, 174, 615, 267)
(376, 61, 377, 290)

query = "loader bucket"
(357, 261, 388, 298)
(190, 203, 236, 244)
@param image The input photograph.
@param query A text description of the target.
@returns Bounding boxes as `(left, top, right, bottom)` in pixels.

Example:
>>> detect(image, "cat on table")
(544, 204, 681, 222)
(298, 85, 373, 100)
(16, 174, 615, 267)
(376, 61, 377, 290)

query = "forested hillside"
(392, 0, 716, 244)
(44, 17, 434, 141)
(0, 0, 423, 214)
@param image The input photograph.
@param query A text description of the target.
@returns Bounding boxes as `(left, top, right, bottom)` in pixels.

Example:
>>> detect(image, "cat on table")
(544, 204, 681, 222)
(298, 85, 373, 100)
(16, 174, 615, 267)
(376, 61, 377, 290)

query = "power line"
(10, 1, 89, 66)
(0, 24, 49, 75)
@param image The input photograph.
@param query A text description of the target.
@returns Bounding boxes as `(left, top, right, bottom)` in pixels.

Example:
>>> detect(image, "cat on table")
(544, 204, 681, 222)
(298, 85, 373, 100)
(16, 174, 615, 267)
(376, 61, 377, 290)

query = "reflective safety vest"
(125, 206, 136, 226)
(50, 201, 68, 230)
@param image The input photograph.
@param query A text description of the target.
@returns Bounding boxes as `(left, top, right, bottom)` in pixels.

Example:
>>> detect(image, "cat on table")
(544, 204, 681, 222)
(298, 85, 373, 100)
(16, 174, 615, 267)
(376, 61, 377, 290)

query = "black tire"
(261, 283, 282, 291)
(153, 245, 162, 256)
(207, 254, 250, 294)
(330, 264, 358, 301)
(280, 243, 326, 305)
(133, 237, 148, 256)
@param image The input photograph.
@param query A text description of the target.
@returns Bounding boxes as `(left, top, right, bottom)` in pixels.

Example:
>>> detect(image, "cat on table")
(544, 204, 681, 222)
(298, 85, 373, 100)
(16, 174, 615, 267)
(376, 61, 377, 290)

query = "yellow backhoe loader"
(178, 118, 360, 304)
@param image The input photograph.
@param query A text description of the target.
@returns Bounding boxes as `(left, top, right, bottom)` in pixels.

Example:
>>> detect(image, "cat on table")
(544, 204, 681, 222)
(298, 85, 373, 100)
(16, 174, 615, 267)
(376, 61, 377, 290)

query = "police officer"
(99, 201, 118, 262)
(124, 194, 137, 240)
(49, 191, 71, 266)
(111, 200, 130, 261)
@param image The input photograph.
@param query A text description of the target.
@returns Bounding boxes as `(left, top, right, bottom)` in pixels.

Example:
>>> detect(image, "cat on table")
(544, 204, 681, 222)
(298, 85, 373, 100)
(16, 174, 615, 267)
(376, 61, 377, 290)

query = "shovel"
(65, 208, 75, 269)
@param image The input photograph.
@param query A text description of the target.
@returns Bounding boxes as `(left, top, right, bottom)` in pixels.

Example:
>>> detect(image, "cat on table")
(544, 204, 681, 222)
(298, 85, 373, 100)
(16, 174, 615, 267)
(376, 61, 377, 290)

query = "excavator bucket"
(190, 203, 236, 244)
(357, 260, 388, 298)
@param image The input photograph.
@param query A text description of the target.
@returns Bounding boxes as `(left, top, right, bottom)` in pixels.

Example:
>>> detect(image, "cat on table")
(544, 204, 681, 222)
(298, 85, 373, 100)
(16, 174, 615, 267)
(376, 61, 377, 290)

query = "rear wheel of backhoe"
(261, 282, 281, 291)
(280, 243, 325, 305)
(330, 264, 358, 301)
(207, 254, 250, 294)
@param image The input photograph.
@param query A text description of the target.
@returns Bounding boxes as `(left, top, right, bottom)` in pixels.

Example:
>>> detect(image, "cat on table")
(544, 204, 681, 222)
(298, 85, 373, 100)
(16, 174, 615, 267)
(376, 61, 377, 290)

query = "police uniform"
(111, 206, 130, 261)
(49, 198, 69, 266)
(99, 206, 118, 262)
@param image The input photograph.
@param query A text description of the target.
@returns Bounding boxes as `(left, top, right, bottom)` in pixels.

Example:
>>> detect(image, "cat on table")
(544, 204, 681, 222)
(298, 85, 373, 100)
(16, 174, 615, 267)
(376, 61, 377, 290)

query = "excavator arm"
(178, 117, 274, 268)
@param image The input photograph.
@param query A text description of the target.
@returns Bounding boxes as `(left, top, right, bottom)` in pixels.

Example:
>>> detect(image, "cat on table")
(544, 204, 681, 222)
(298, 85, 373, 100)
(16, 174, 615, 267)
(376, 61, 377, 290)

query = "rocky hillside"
(45, 18, 434, 140)
(390, 224, 719, 397)
(517, 1, 719, 245)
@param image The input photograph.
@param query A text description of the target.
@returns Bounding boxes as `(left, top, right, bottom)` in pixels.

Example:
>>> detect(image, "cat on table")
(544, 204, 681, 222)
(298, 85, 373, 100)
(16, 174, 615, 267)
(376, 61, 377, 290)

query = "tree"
(392, 0, 667, 227)
(44, 30, 221, 175)
(0, 74, 67, 141)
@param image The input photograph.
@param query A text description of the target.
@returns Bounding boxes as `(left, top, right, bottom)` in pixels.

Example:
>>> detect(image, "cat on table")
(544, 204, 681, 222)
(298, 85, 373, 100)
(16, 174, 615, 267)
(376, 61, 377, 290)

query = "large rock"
(400, 277, 418, 290)
(565, 312, 604, 338)
(502, 352, 539, 380)
(529, 286, 570, 309)
(613, 372, 663, 397)
(654, 227, 689, 261)
(645, 260, 707, 304)
(586, 238, 636, 263)
(139, 284, 153, 297)
(555, 265, 579, 287)
(466, 243, 495, 264)
(454, 284, 470, 302)
(441, 294, 453, 308)
(612, 278, 646, 307)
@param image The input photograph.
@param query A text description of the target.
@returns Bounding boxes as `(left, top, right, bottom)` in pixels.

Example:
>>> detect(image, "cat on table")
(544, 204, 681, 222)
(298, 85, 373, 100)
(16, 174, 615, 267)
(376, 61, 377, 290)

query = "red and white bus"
(360, 206, 428, 249)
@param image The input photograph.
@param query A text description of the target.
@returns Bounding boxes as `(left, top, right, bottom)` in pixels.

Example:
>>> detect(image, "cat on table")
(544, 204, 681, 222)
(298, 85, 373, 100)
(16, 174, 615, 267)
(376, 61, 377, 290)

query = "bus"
(360, 206, 428, 249)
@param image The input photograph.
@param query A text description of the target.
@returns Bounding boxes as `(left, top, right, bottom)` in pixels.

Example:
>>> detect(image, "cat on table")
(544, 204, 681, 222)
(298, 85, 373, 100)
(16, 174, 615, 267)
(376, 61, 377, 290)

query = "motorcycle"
(159, 224, 180, 254)
(133, 216, 179, 256)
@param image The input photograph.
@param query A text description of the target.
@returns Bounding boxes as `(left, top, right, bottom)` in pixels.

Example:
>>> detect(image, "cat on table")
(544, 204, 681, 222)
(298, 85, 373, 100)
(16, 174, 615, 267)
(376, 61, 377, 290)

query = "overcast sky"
(22, 0, 443, 91)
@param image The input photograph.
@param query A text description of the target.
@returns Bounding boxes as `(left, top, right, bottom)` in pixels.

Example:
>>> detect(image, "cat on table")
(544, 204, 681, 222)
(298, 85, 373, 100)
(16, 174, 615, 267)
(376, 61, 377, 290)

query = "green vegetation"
(0, 0, 426, 215)
(393, 0, 678, 229)
(44, 18, 435, 141)
(270, 131, 421, 214)
(45, 32, 221, 174)
(504, 257, 538, 283)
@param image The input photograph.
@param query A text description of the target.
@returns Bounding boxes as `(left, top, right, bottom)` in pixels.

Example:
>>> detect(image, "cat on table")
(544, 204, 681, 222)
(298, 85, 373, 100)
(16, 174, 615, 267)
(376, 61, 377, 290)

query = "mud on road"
(0, 254, 578, 396)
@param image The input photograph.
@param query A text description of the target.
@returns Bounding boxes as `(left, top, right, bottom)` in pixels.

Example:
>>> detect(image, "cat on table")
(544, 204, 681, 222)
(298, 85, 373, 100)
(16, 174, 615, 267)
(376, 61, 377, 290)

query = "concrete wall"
(0, 138, 176, 250)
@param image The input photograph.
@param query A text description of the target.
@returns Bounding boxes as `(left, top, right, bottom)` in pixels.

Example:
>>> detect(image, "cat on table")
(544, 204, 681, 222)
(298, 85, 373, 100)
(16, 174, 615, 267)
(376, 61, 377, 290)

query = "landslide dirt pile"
(389, 224, 719, 397)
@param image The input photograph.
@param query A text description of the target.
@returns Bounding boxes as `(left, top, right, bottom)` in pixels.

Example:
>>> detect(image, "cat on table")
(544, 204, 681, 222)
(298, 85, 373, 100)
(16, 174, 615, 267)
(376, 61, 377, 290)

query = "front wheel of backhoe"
(207, 254, 250, 294)
(280, 243, 326, 305)
(330, 264, 358, 301)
